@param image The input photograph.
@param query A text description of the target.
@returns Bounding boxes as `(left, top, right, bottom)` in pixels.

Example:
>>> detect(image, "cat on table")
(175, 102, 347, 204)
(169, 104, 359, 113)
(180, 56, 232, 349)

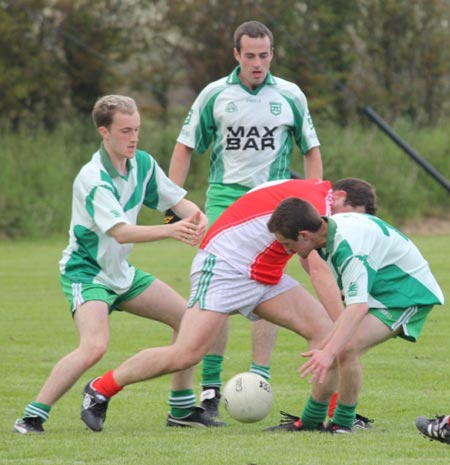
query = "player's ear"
(233, 48, 240, 62)
(98, 126, 108, 138)
(333, 190, 347, 202)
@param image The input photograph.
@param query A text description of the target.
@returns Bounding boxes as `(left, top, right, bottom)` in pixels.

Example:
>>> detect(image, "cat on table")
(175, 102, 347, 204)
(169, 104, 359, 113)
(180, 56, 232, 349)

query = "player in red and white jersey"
(200, 178, 332, 285)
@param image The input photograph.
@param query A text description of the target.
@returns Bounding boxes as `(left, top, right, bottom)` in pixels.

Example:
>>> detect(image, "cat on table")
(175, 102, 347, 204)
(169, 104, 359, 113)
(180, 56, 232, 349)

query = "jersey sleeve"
(85, 184, 130, 234)
(143, 161, 187, 212)
(339, 255, 371, 305)
(281, 84, 320, 154)
(176, 82, 225, 153)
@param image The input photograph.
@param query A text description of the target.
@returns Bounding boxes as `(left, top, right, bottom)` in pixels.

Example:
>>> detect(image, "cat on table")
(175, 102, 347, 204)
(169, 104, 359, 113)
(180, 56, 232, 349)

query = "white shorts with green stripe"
(188, 250, 299, 321)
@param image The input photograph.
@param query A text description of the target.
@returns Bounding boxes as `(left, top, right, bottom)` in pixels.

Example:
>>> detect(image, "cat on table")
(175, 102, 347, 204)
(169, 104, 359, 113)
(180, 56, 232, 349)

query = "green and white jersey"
(319, 213, 444, 309)
(59, 145, 186, 294)
(177, 67, 320, 188)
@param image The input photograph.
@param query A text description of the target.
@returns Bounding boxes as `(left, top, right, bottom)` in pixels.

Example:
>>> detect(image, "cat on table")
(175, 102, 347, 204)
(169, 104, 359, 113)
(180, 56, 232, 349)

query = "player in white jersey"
(267, 199, 444, 433)
(77, 178, 377, 434)
(13, 95, 223, 435)
(167, 20, 323, 416)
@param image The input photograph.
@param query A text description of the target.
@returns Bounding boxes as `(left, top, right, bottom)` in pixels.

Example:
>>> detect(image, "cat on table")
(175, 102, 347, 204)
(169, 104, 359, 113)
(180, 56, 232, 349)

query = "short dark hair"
(92, 95, 138, 129)
(332, 178, 377, 215)
(233, 21, 274, 52)
(268, 198, 322, 240)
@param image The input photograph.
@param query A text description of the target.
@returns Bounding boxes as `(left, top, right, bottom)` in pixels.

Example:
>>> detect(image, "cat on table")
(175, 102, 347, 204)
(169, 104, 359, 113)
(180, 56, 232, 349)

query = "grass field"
(1, 234, 449, 465)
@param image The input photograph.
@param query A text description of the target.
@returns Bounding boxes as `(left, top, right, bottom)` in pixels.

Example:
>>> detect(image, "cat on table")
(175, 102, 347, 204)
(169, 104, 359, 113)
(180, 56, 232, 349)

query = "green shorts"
(369, 305, 434, 342)
(206, 183, 251, 225)
(60, 268, 156, 315)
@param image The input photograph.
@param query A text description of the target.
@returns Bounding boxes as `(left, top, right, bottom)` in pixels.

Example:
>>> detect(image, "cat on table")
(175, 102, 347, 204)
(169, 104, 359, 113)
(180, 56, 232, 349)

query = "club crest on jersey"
(225, 102, 238, 113)
(270, 102, 282, 116)
(348, 282, 358, 297)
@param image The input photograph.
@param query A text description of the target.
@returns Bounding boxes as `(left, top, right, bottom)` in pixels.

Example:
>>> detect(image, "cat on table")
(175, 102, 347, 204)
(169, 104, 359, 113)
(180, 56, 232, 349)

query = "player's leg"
(81, 292, 229, 430)
(199, 320, 229, 418)
(200, 186, 250, 415)
(255, 283, 338, 432)
(14, 300, 110, 434)
(249, 319, 278, 381)
(330, 313, 399, 432)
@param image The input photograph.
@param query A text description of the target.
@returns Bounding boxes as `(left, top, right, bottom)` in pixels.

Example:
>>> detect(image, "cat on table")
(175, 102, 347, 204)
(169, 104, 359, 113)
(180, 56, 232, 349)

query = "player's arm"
(109, 199, 207, 246)
(300, 302, 369, 383)
(302, 251, 344, 322)
(168, 142, 194, 187)
(164, 143, 194, 223)
(303, 146, 323, 179)
(171, 198, 208, 238)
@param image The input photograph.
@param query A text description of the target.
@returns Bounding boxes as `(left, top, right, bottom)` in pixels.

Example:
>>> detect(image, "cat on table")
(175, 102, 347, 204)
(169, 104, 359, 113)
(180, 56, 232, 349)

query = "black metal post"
(362, 106, 450, 194)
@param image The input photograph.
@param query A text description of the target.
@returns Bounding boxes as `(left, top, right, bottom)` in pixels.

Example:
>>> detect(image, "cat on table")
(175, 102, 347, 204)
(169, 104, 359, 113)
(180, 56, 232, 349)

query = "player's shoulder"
(197, 76, 230, 100)
(271, 75, 303, 93)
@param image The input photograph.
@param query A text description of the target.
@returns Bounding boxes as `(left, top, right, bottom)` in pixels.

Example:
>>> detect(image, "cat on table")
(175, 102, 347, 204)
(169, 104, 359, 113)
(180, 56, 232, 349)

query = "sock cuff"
(309, 395, 330, 408)
(203, 354, 224, 363)
(24, 402, 51, 421)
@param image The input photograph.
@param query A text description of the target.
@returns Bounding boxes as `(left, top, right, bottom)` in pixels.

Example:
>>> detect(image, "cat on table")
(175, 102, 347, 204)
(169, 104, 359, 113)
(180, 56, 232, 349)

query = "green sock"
(301, 396, 328, 429)
(250, 363, 271, 381)
(332, 402, 357, 429)
(169, 389, 196, 418)
(24, 401, 51, 423)
(201, 354, 224, 388)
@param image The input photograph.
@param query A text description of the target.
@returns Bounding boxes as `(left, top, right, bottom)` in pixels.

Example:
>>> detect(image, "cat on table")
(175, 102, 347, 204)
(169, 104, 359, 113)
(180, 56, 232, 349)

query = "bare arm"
(110, 199, 207, 246)
(303, 251, 344, 322)
(303, 146, 323, 179)
(168, 142, 194, 187)
(299, 302, 369, 383)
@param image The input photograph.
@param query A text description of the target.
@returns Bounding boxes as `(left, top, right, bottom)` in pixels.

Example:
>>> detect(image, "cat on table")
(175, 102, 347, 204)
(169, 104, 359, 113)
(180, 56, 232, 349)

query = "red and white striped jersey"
(200, 179, 332, 284)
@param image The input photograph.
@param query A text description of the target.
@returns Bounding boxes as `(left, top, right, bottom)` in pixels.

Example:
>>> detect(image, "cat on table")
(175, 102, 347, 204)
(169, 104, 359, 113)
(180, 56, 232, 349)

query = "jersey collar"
(317, 217, 337, 260)
(226, 66, 276, 94)
(99, 143, 133, 179)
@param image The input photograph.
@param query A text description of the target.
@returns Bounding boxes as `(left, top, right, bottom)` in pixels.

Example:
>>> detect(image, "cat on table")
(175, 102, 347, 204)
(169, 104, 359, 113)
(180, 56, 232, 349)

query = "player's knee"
(172, 349, 203, 371)
(336, 345, 359, 365)
(80, 340, 109, 367)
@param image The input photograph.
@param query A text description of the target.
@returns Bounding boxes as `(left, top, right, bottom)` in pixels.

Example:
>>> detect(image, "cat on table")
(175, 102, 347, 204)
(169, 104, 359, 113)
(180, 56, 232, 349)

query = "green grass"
(1, 234, 449, 465)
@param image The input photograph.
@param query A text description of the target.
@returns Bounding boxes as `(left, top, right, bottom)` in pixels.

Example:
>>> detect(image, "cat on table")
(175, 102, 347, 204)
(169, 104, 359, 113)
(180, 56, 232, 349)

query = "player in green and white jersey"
(13, 95, 222, 434)
(267, 200, 444, 433)
(168, 20, 323, 417)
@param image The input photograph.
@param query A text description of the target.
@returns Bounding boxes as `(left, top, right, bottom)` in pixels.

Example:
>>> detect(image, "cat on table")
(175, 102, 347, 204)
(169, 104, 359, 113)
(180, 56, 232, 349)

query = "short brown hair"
(332, 178, 377, 215)
(92, 95, 138, 129)
(268, 198, 322, 240)
(233, 21, 274, 52)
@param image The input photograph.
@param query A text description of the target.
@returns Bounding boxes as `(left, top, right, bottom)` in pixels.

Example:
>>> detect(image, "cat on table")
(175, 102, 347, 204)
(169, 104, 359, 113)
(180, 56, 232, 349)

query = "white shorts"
(188, 250, 299, 321)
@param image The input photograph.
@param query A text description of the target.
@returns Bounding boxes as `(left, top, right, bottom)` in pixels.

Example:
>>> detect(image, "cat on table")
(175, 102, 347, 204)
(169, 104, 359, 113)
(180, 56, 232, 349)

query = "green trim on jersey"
(100, 144, 133, 179)
(63, 226, 100, 280)
(59, 146, 186, 294)
(320, 214, 444, 309)
(177, 67, 320, 188)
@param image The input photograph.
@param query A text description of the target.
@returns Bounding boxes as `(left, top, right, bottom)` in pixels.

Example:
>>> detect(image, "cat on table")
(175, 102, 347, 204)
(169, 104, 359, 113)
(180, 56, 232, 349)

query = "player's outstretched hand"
(169, 211, 206, 246)
(299, 349, 335, 384)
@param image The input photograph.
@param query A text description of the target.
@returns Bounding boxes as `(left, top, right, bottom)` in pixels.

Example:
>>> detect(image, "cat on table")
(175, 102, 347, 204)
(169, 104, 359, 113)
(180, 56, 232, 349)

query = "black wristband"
(163, 209, 181, 224)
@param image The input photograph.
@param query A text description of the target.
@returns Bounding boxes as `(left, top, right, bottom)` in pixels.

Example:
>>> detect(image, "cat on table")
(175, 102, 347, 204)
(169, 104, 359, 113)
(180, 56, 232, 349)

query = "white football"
(223, 372, 273, 423)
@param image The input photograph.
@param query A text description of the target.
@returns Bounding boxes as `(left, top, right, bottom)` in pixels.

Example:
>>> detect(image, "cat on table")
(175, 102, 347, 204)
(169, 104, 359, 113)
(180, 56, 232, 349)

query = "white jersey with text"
(177, 67, 320, 188)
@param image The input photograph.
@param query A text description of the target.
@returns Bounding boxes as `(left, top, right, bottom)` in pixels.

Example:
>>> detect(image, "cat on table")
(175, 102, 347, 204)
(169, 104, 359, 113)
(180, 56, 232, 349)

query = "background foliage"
(0, 0, 449, 238)
(1, 0, 449, 128)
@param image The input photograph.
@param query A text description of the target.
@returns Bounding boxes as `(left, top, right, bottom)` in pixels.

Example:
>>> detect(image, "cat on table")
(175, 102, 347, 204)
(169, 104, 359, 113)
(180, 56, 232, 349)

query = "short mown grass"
(1, 235, 449, 465)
